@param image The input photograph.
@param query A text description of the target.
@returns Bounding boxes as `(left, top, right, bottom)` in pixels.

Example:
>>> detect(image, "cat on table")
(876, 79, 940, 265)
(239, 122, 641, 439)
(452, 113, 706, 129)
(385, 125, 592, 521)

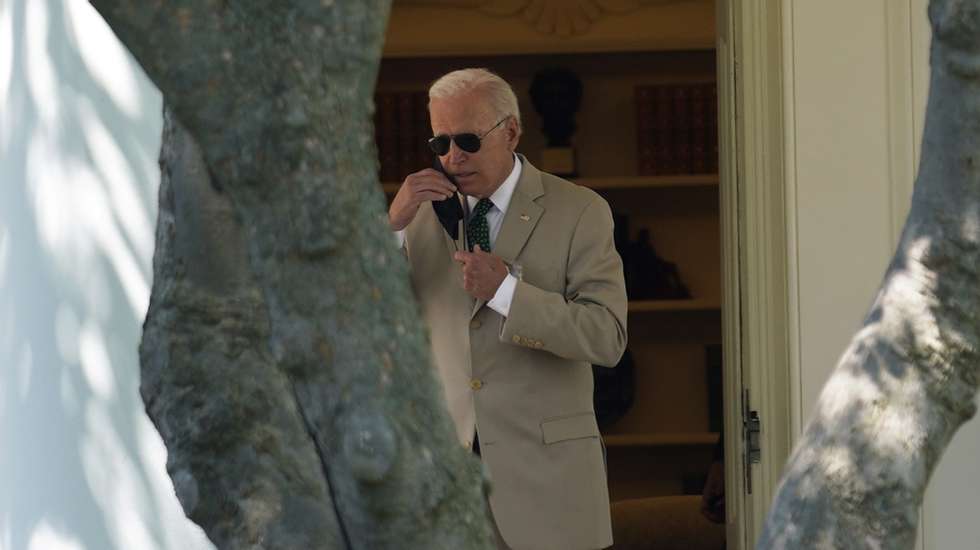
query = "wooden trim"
(716, 2, 747, 547)
(724, 0, 794, 546)
(628, 299, 720, 313)
(577, 174, 719, 190)
(603, 432, 719, 447)
(781, 0, 803, 472)
(395, 0, 704, 39)
(885, 0, 916, 252)
(384, 1, 716, 57)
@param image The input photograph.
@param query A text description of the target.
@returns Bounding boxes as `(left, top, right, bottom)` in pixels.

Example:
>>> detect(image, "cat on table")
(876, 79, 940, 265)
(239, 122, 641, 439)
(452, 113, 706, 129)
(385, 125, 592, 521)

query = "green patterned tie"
(467, 198, 493, 252)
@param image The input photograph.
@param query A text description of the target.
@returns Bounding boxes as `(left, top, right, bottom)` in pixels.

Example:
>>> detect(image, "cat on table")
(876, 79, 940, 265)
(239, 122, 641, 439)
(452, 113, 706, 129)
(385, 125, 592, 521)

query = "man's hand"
(389, 168, 457, 231)
(453, 245, 508, 301)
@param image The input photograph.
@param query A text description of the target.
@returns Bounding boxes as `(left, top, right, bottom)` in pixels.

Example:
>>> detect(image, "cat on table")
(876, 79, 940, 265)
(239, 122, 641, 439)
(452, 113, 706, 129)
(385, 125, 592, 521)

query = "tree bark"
(142, 108, 347, 549)
(758, 1, 980, 548)
(93, 2, 494, 548)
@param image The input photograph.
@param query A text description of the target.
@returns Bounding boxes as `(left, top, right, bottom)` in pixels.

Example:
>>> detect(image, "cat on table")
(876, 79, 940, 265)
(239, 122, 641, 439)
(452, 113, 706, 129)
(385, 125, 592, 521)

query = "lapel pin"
(520, 214, 530, 221)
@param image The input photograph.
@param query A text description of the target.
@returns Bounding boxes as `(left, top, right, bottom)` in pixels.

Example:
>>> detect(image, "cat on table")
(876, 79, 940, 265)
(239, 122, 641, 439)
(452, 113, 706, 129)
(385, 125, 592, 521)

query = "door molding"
(718, 0, 794, 546)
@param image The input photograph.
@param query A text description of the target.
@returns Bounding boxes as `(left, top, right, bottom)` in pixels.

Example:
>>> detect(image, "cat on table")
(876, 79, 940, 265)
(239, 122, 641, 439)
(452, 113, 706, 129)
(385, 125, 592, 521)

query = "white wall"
(785, 1, 980, 548)
(788, 0, 903, 422)
(0, 1, 213, 549)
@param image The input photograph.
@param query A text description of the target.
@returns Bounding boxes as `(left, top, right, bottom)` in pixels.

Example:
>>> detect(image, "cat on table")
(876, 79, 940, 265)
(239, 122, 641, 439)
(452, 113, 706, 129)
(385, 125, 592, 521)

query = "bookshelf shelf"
(575, 174, 718, 191)
(603, 432, 719, 448)
(628, 299, 720, 313)
(381, 174, 718, 195)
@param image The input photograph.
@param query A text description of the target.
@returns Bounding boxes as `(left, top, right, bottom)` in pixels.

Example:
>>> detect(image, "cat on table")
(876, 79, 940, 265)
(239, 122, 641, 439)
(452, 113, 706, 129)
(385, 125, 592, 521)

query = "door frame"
(717, 0, 794, 546)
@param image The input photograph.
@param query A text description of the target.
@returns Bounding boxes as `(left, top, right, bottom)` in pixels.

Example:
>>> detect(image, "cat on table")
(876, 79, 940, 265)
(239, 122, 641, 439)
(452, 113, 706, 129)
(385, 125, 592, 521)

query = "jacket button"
(470, 319, 482, 330)
(470, 379, 484, 390)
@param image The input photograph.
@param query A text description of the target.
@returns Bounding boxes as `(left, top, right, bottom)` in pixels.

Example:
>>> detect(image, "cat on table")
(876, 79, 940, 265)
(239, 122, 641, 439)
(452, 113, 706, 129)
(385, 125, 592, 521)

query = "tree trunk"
(142, 107, 348, 548)
(758, 1, 980, 548)
(92, 2, 494, 548)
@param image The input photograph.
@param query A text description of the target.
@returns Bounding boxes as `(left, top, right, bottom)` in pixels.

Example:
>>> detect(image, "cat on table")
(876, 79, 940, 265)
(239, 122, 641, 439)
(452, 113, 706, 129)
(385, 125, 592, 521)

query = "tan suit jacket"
(404, 156, 628, 550)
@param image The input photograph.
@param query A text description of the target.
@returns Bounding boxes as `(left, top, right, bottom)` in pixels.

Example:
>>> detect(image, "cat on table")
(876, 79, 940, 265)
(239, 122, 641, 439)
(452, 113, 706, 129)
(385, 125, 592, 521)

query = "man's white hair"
(429, 68, 522, 131)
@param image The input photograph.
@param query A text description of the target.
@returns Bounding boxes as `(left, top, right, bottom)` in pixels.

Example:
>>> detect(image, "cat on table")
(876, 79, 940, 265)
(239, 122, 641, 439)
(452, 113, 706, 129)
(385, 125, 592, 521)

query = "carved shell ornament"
(401, 0, 694, 37)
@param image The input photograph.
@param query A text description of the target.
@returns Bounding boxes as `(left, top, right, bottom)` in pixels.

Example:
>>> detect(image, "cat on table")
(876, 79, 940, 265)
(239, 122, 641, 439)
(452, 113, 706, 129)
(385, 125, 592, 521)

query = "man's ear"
(507, 118, 521, 150)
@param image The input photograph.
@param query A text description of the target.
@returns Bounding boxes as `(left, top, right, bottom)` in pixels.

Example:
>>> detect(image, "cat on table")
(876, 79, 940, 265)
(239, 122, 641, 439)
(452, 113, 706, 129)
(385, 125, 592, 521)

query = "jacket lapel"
(471, 157, 545, 318)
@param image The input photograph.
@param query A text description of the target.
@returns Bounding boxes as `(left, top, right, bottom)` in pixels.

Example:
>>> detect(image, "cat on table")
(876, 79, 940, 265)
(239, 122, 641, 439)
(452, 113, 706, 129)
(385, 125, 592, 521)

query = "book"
(635, 86, 656, 175)
(635, 82, 721, 176)
(690, 84, 708, 174)
(672, 85, 692, 175)
(707, 83, 719, 174)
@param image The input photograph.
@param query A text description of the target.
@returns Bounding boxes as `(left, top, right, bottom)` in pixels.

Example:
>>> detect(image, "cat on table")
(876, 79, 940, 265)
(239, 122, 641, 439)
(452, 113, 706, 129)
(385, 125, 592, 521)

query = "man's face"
(429, 91, 519, 199)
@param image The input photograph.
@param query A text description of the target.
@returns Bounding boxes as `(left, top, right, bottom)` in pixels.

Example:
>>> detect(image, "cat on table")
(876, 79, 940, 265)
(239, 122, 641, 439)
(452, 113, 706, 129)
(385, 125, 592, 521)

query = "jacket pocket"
(540, 412, 600, 444)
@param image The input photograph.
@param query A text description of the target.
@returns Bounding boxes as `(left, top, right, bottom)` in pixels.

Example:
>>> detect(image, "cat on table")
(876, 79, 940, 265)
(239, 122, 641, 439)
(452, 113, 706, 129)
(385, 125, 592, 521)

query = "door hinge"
(742, 388, 761, 494)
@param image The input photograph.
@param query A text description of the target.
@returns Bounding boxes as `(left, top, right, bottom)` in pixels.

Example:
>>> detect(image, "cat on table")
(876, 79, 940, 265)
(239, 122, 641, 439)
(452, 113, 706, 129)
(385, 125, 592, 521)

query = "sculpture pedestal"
(539, 147, 576, 177)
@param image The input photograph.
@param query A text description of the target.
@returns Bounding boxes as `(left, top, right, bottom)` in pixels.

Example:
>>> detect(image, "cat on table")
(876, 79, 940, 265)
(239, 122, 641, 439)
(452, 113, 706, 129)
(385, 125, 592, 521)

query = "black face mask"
(431, 156, 464, 241)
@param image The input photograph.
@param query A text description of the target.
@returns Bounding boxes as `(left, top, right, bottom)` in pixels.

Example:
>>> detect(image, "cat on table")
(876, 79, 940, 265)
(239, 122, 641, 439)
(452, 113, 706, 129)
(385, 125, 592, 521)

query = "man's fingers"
(407, 170, 457, 193)
(407, 181, 455, 201)
(416, 191, 453, 203)
(414, 168, 447, 180)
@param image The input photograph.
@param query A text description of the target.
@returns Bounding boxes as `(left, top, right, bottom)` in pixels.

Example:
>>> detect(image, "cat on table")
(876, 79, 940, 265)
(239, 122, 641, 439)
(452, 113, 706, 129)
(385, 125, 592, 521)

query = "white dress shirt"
(395, 154, 523, 317)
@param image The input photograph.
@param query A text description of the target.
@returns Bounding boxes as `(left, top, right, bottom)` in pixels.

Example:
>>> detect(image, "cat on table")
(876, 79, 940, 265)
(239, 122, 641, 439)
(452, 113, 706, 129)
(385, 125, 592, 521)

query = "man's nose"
(446, 140, 468, 164)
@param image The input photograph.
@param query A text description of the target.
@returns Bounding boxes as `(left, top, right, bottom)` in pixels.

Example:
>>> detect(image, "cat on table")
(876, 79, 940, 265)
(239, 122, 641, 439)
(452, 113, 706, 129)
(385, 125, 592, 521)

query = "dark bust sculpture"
(529, 67, 583, 148)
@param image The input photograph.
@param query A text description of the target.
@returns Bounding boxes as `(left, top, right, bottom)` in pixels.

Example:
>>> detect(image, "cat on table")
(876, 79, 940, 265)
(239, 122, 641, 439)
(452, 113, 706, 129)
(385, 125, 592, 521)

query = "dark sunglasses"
(427, 117, 508, 156)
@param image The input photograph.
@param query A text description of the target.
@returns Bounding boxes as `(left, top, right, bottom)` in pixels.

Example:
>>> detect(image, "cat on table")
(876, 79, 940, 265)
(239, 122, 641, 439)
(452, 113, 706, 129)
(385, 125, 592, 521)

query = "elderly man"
(389, 68, 627, 550)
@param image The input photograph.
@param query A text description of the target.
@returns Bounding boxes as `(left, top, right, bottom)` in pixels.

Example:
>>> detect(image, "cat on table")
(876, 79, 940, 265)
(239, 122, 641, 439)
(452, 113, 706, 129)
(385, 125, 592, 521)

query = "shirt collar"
(467, 153, 522, 216)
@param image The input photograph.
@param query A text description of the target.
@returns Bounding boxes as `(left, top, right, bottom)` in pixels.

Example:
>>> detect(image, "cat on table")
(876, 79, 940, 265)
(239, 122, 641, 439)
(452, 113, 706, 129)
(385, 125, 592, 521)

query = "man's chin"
(456, 179, 482, 196)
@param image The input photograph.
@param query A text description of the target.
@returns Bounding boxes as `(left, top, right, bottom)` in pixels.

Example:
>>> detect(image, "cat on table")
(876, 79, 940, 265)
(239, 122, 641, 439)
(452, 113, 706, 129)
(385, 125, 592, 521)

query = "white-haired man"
(389, 68, 627, 550)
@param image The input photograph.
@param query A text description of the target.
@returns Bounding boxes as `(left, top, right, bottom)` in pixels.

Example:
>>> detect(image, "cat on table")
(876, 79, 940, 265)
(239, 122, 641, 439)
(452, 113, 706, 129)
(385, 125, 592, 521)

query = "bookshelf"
(380, 2, 723, 507)
(628, 299, 720, 313)
(603, 432, 719, 448)
(576, 175, 719, 191)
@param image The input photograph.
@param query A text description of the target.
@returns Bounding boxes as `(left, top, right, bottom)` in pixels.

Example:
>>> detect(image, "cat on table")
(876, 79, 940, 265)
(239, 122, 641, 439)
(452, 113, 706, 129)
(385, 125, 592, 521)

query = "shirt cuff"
(393, 229, 406, 249)
(487, 273, 518, 318)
